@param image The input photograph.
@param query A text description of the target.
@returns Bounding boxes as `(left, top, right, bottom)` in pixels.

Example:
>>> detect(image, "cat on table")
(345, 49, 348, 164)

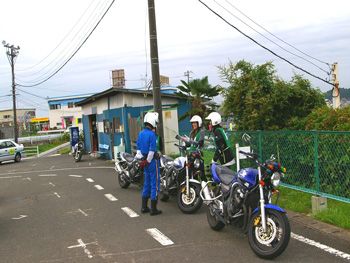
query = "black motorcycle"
(72, 141, 84, 162)
(200, 134, 290, 259)
(159, 142, 203, 214)
(115, 152, 144, 189)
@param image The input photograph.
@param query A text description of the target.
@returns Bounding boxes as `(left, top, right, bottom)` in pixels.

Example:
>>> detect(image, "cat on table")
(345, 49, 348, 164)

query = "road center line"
(104, 194, 118, 201)
(38, 174, 57, 177)
(78, 209, 88, 216)
(54, 192, 61, 198)
(0, 176, 22, 179)
(86, 178, 94, 183)
(121, 207, 139, 218)
(94, 185, 104, 190)
(146, 228, 174, 246)
(292, 233, 350, 260)
(69, 175, 83, 178)
(49, 182, 55, 187)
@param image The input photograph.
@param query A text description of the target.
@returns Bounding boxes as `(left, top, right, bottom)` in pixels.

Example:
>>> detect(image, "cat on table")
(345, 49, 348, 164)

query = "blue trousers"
(142, 159, 160, 200)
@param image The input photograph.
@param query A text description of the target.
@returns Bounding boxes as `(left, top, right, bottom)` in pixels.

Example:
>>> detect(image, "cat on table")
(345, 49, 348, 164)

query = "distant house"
(75, 87, 192, 159)
(46, 93, 95, 131)
(0, 108, 36, 138)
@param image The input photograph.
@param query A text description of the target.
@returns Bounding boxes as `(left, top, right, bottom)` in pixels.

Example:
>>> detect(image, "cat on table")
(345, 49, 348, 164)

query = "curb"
(37, 142, 71, 157)
(286, 209, 350, 243)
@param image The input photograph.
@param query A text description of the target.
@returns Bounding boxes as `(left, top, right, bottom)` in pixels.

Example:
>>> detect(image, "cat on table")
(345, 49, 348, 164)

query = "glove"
(182, 135, 190, 143)
(140, 159, 150, 167)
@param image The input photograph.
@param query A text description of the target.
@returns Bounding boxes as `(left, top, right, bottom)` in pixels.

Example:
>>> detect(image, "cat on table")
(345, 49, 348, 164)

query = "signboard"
(70, 127, 80, 147)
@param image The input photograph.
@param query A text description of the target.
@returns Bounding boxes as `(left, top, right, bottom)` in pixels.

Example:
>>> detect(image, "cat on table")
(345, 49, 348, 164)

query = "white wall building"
(47, 94, 94, 131)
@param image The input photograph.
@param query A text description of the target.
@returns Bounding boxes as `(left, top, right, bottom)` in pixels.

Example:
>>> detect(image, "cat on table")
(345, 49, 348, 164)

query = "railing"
(180, 130, 350, 203)
(24, 146, 39, 158)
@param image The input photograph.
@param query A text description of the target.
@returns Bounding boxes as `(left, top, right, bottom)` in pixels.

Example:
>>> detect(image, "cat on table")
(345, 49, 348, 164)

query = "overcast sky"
(1, 0, 349, 117)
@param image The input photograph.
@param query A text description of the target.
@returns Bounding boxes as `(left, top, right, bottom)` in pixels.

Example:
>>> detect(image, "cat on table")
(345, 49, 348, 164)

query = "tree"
(218, 60, 326, 130)
(174, 76, 219, 122)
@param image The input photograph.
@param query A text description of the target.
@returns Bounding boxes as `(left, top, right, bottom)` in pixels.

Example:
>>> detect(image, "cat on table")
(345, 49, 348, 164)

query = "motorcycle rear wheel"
(118, 173, 130, 189)
(206, 205, 225, 231)
(177, 183, 203, 214)
(248, 209, 290, 259)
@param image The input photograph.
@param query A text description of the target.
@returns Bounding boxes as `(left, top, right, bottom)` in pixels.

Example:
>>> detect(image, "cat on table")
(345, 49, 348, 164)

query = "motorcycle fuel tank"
(237, 168, 258, 188)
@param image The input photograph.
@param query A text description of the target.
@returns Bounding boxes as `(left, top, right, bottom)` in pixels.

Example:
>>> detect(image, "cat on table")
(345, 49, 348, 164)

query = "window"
(4, 115, 11, 119)
(68, 102, 74, 108)
(56, 122, 62, 126)
(113, 117, 121, 133)
(103, 120, 110, 134)
(50, 104, 61, 110)
(77, 118, 82, 124)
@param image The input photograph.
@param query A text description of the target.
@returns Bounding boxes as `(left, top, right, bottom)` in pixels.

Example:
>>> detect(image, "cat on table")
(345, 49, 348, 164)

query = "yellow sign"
(31, 117, 49, 122)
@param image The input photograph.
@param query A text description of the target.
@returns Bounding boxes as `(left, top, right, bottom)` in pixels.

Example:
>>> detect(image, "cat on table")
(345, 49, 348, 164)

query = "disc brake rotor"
(181, 187, 196, 205)
(255, 217, 277, 245)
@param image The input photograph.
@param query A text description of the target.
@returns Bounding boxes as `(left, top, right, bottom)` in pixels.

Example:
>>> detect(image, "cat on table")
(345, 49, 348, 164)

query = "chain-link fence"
(180, 130, 350, 203)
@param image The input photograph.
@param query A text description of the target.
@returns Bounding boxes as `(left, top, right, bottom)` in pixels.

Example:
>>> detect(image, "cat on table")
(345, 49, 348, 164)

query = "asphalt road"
(0, 154, 349, 263)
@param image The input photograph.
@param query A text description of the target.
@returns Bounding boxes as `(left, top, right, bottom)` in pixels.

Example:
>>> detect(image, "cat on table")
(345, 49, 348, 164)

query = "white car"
(0, 139, 26, 164)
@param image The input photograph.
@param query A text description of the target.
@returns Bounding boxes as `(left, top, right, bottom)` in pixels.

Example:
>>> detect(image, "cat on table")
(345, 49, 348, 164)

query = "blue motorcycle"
(200, 135, 290, 259)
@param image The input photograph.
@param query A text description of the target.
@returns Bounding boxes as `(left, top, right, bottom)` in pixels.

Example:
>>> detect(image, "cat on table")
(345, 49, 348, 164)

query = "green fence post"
(258, 130, 262, 163)
(314, 130, 320, 193)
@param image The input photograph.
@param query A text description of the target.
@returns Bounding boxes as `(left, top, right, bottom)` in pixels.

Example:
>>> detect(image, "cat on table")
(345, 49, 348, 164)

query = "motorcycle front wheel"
(118, 172, 130, 189)
(248, 209, 290, 259)
(177, 183, 203, 214)
(74, 151, 82, 162)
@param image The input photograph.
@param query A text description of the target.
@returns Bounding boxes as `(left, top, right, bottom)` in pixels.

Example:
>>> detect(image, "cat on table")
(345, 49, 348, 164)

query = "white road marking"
(24, 177, 32, 181)
(292, 233, 350, 260)
(68, 239, 96, 258)
(69, 175, 83, 178)
(54, 192, 61, 198)
(12, 215, 28, 220)
(0, 166, 114, 176)
(78, 209, 88, 217)
(86, 178, 94, 183)
(50, 166, 55, 170)
(104, 194, 118, 201)
(94, 185, 104, 190)
(49, 182, 55, 187)
(38, 174, 57, 177)
(146, 228, 174, 246)
(0, 176, 22, 179)
(121, 207, 139, 218)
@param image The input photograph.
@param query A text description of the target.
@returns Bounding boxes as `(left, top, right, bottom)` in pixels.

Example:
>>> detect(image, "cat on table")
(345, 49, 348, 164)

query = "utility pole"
(2, 40, 20, 143)
(331, 62, 340, 109)
(184, 70, 192, 84)
(148, 0, 164, 151)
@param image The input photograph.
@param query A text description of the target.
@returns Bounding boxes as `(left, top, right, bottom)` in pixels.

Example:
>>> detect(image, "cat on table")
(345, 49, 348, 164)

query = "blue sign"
(70, 127, 80, 147)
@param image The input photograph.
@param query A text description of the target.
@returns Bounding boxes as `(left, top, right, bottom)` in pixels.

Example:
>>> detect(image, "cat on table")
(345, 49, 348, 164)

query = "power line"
(17, 0, 115, 88)
(222, 0, 330, 66)
(17, 0, 109, 83)
(212, 0, 330, 75)
(198, 0, 335, 87)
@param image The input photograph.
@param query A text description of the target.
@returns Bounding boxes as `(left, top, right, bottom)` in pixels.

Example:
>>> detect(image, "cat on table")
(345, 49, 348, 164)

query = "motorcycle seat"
(215, 165, 237, 185)
(123, 152, 135, 162)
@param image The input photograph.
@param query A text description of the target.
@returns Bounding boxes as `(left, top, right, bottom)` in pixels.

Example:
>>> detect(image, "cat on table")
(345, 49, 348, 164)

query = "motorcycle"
(115, 152, 144, 189)
(72, 141, 84, 162)
(159, 137, 203, 214)
(200, 134, 290, 259)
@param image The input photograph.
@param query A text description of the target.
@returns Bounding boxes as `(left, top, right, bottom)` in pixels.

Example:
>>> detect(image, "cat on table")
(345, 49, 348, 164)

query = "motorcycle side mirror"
(242, 133, 251, 145)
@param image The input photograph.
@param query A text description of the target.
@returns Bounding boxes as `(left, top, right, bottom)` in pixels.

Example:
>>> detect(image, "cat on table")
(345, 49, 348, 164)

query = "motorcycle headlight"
(271, 172, 283, 187)
(194, 158, 201, 169)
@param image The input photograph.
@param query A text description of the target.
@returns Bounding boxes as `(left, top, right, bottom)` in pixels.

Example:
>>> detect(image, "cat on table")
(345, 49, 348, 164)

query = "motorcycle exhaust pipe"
(201, 181, 211, 203)
(209, 203, 226, 225)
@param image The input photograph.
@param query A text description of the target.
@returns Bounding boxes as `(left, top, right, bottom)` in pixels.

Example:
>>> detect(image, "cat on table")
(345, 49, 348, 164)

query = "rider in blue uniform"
(137, 112, 162, 216)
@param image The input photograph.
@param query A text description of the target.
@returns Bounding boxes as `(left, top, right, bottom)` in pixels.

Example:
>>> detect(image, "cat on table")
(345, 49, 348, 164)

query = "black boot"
(150, 199, 162, 216)
(141, 197, 150, 213)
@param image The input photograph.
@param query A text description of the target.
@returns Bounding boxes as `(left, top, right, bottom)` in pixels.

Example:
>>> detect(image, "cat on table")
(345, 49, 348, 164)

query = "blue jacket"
(137, 127, 157, 155)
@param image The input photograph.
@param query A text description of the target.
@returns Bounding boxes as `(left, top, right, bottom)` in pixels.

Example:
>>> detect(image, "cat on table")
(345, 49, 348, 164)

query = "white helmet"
(190, 115, 202, 128)
(205, 112, 222, 126)
(144, 112, 159, 128)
